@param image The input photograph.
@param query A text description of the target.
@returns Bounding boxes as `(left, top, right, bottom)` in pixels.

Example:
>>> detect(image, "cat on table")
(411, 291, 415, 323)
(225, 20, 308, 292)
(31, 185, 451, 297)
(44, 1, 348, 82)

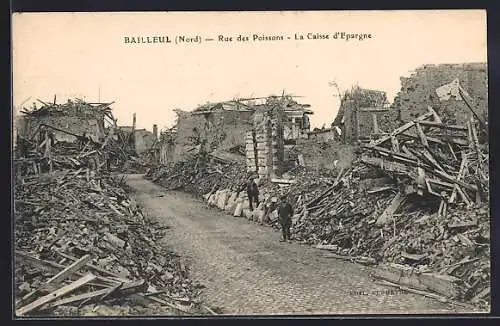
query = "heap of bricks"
(390, 63, 488, 127)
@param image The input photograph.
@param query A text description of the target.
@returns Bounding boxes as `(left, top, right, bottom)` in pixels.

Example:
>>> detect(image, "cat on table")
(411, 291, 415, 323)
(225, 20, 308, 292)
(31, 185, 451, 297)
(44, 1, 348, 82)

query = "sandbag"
(217, 190, 229, 210)
(233, 201, 243, 217)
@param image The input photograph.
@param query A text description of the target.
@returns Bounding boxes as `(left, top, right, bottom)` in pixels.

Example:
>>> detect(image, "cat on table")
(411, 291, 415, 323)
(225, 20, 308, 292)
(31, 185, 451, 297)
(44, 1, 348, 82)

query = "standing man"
(246, 177, 260, 211)
(278, 194, 293, 243)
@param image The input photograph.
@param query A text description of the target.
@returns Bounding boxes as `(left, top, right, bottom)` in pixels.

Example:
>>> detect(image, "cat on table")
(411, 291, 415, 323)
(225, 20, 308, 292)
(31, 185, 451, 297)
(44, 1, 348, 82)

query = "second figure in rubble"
(278, 194, 293, 243)
(246, 177, 260, 211)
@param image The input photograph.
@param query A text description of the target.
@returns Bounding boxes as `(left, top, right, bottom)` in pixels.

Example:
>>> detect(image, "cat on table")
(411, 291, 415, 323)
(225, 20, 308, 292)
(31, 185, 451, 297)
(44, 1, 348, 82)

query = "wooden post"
(372, 113, 379, 134)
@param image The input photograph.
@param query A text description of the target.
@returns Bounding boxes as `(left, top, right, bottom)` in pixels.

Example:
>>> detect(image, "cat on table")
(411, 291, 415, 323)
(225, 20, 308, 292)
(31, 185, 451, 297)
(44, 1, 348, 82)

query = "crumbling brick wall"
(385, 63, 488, 128)
(134, 129, 155, 154)
(335, 87, 388, 143)
(174, 109, 253, 162)
(23, 115, 104, 142)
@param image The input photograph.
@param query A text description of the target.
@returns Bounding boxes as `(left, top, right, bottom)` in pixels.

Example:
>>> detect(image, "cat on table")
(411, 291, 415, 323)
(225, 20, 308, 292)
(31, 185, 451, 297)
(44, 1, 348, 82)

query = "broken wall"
(246, 103, 285, 179)
(23, 115, 104, 142)
(337, 87, 389, 143)
(387, 63, 488, 128)
(134, 129, 155, 154)
(174, 110, 253, 162)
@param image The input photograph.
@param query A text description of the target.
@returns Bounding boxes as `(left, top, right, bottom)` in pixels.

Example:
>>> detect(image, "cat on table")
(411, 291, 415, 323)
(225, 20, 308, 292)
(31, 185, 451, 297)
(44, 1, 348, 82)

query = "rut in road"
(124, 174, 461, 315)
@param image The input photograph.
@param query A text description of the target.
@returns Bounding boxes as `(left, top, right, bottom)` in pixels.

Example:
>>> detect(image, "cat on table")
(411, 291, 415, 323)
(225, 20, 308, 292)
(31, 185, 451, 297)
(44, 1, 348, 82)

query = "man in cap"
(246, 175, 260, 211)
(278, 194, 293, 243)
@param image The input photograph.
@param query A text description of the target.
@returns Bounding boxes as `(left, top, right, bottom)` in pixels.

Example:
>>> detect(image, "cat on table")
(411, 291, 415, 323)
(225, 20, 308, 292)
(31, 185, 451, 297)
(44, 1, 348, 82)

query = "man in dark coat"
(246, 177, 259, 211)
(278, 195, 293, 243)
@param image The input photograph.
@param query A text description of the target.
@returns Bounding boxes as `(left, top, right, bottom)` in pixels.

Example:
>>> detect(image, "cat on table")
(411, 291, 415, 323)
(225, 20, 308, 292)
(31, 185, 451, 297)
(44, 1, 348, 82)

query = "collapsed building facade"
(17, 99, 113, 143)
(334, 63, 488, 144)
(146, 61, 490, 309)
(163, 95, 313, 167)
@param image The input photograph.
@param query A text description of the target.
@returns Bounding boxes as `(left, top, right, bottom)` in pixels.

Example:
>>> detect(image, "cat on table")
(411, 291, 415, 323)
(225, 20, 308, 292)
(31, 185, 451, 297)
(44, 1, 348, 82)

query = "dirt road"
(124, 174, 462, 315)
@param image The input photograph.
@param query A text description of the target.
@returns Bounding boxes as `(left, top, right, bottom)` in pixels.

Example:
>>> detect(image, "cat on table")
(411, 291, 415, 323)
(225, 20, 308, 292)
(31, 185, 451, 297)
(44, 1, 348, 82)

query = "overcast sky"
(12, 10, 487, 131)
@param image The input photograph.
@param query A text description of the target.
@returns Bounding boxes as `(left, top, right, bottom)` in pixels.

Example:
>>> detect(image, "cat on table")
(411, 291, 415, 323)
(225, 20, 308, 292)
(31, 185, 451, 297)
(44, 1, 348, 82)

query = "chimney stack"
(153, 124, 158, 140)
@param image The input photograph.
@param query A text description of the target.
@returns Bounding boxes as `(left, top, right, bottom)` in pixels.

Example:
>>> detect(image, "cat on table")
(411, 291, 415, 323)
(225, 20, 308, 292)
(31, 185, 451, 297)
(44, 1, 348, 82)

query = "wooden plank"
(16, 273, 96, 316)
(433, 169, 477, 192)
(100, 282, 123, 301)
(271, 178, 297, 184)
(427, 106, 442, 124)
(426, 178, 454, 189)
(147, 295, 192, 314)
(358, 107, 389, 112)
(470, 119, 482, 161)
(458, 86, 487, 131)
(367, 145, 426, 167)
(401, 252, 428, 261)
(46, 254, 92, 285)
(360, 157, 411, 175)
(21, 255, 92, 304)
(415, 122, 429, 147)
(42, 280, 144, 310)
(15, 251, 65, 273)
(421, 148, 446, 173)
(417, 120, 467, 131)
(449, 155, 468, 203)
(448, 219, 478, 229)
(400, 145, 416, 158)
(369, 112, 434, 147)
(390, 136, 399, 152)
(376, 191, 406, 225)
(54, 250, 130, 282)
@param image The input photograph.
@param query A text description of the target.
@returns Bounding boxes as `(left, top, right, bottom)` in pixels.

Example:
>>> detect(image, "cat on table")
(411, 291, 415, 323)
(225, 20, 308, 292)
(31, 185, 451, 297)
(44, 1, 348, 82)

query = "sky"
(12, 10, 487, 131)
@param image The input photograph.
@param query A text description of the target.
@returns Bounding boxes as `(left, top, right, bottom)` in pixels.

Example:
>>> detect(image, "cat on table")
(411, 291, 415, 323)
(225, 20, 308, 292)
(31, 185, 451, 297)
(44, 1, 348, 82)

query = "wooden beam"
(433, 169, 477, 192)
(46, 255, 92, 285)
(415, 122, 429, 147)
(448, 155, 468, 203)
(427, 106, 442, 124)
(360, 157, 411, 175)
(376, 191, 406, 226)
(21, 255, 92, 304)
(390, 136, 399, 152)
(42, 280, 144, 310)
(458, 86, 487, 131)
(417, 120, 467, 131)
(54, 250, 130, 282)
(358, 107, 389, 112)
(421, 148, 446, 173)
(16, 273, 96, 316)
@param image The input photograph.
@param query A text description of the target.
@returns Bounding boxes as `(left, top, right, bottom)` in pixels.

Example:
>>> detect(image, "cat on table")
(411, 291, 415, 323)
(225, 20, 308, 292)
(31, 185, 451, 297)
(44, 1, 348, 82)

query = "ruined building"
(334, 63, 488, 143)
(18, 99, 113, 142)
(391, 63, 488, 126)
(333, 86, 389, 143)
(171, 95, 312, 164)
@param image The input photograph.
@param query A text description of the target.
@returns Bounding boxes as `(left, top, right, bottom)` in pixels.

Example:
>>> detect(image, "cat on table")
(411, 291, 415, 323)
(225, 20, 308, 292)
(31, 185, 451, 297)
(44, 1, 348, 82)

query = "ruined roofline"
(403, 62, 487, 78)
(21, 98, 115, 119)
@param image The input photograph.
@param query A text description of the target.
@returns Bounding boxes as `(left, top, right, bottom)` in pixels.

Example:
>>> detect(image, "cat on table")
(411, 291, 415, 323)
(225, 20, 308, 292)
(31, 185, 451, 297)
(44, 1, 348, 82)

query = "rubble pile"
(14, 127, 151, 178)
(146, 151, 247, 197)
(20, 98, 114, 118)
(14, 171, 204, 316)
(288, 107, 489, 308)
